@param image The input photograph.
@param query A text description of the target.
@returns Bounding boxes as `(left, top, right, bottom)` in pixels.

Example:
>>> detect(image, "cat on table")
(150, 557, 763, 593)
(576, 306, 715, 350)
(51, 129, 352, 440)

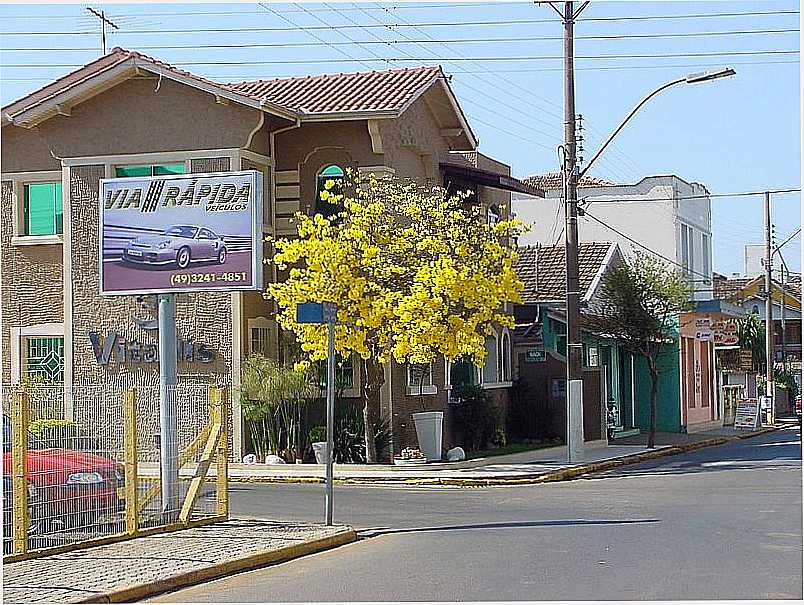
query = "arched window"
(315, 164, 345, 219)
(500, 330, 512, 382)
(483, 334, 499, 384)
(752, 305, 760, 315)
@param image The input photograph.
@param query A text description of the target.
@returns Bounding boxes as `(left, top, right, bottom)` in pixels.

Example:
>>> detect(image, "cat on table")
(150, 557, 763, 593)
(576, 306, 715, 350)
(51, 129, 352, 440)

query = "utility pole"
(764, 191, 775, 424)
(86, 7, 119, 54)
(561, 1, 588, 462)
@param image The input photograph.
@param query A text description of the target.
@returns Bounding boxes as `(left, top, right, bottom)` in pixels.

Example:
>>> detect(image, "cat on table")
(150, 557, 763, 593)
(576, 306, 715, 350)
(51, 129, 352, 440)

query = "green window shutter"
(24, 182, 59, 236)
(54, 182, 63, 234)
(153, 163, 186, 175)
(115, 165, 152, 177)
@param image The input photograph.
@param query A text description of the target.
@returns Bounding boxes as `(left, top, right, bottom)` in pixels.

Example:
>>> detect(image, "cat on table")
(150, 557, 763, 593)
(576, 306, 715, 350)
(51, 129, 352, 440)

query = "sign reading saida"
(99, 171, 263, 295)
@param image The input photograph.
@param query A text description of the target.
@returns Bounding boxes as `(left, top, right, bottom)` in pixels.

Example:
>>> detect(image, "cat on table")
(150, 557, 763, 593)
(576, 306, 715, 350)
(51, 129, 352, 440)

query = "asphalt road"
(155, 427, 802, 601)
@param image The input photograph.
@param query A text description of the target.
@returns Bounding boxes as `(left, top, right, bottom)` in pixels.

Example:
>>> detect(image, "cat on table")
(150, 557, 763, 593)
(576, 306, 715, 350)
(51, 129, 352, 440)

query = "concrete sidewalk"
(140, 425, 780, 487)
(2, 519, 356, 604)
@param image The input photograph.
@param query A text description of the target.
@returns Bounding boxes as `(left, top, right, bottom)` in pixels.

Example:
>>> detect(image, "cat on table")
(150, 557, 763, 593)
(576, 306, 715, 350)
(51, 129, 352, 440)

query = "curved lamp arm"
(578, 67, 735, 179)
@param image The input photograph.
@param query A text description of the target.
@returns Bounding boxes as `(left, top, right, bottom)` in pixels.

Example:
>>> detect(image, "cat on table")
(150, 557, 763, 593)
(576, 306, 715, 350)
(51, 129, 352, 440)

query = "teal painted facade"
(538, 309, 683, 435)
(632, 341, 682, 433)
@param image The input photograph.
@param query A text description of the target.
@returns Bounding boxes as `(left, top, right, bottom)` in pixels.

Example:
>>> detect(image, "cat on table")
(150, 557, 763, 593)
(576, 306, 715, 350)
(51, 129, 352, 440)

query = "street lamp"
(579, 67, 736, 179)
(563, 66, 735, 461)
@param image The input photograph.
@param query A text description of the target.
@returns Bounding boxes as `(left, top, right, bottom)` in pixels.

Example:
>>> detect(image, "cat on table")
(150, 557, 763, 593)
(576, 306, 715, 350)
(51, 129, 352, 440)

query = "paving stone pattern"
(3, 519, 350, 604)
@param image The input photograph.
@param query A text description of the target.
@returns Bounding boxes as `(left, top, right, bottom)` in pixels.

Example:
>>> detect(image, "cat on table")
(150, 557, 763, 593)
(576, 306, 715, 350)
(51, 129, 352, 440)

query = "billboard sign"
(99, 171, 263, 295)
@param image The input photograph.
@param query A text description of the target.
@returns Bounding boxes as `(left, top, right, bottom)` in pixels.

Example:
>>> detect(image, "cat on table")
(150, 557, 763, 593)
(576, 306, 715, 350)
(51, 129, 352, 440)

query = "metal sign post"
(158, 293, 179, 518)
(296, 301, 337, 526)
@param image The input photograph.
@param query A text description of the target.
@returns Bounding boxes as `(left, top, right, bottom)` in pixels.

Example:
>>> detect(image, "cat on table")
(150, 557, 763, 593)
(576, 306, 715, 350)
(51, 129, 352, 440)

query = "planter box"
(393, 457, 428, 466)
(312, 442, 328, 464)
(412, 411, 443, 461)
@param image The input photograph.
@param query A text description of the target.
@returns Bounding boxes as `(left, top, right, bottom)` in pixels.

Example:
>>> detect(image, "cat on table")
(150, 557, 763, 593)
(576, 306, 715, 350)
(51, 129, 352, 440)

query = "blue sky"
(1, 0, 800, 276)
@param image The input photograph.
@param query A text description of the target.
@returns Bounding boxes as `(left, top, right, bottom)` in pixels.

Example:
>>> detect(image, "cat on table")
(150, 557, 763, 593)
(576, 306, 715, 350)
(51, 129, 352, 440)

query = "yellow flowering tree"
(268, 171, 527, 462)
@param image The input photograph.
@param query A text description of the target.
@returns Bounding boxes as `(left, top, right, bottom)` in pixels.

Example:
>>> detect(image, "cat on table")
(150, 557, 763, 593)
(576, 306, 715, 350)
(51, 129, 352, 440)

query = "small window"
(450, 357, 477, 392)
(315, 165, 345, 219)
(587, 345, 600, 367)
(24, 182, 62, 236)
(318, 353, 354, 390)
(487, 205, 501, 225)
(25, 337, 64, 382)
(249, 327, 271, 356)
(198, 228, 215, 240)
(407, 363, 434, 390)
(482, 335, 499, 384)
(115, 163, 187, 178)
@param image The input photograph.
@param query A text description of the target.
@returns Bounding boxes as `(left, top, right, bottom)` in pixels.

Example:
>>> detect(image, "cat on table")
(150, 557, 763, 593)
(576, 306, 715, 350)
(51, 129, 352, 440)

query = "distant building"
(512, 174, 713, 302)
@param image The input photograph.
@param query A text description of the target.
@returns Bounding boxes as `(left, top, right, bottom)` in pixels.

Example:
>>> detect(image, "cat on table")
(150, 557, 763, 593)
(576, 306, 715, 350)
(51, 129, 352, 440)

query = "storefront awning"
(440, 162, 544, 197)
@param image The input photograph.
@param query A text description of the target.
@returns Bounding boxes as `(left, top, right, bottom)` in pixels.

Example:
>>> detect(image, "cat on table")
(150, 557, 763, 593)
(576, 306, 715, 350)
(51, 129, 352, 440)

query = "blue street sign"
(296, 302, 337, 324)
(296, 302, 324, 324)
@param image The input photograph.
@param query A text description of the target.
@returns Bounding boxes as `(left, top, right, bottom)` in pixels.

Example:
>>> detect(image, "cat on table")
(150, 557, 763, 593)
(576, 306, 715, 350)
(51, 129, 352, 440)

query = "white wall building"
(513, 173, 714, 301)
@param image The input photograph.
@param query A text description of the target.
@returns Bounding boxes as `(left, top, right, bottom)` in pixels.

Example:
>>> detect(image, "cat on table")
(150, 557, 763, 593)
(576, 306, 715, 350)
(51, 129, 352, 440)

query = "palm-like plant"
(240, 355, 317, 462)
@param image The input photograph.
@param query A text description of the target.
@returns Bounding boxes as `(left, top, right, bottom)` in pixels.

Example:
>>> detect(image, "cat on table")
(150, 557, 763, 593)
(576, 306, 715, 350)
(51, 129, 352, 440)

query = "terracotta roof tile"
(522, 172, 615, 191)
(515, 242, 613, 304)
(3, 48, 443, 121)
(224, 65, 443, 115)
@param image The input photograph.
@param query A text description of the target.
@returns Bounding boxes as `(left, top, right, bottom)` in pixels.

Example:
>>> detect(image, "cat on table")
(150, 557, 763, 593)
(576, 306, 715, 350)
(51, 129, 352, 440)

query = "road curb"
(77, 528, 357, 603)
(220, 425, 783, 488)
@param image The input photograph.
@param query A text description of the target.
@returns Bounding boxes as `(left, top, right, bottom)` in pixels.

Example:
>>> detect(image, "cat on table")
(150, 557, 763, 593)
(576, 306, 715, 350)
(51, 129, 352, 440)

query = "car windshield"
(164, 226, 198, 238)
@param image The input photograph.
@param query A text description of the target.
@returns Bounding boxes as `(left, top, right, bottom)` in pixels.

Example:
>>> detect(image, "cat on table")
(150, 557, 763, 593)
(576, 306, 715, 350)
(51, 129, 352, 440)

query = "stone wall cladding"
(1, 180, 64, 384)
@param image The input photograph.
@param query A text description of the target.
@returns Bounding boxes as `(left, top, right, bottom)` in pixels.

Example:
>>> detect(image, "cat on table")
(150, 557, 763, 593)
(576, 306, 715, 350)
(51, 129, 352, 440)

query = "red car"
(2, 416, 125, 531)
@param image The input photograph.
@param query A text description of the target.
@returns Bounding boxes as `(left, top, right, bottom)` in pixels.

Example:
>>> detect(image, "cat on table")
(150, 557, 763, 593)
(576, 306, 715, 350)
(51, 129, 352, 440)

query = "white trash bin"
(412, 411, 444, 462)
(312, 442, 328, 464)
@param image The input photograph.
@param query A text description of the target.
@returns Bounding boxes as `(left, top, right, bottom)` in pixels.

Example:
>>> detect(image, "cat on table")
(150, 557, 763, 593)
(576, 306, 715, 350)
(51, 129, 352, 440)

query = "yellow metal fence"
(2, 384, 229, 561)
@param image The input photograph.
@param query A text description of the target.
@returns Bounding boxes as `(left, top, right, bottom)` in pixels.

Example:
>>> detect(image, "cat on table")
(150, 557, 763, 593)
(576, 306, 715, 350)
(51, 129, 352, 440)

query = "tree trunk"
(362, 358, 385, 463)
(647, 357, 659, 449)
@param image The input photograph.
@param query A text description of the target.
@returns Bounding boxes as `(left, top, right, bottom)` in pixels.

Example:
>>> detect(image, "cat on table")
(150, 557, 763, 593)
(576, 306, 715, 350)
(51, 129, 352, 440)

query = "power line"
(1, 10, 798, 35)
(3, 59, 798, 84)
(3, 27, 799, 51)
(584, 211, 712, 280)
(1, 7, 797, 22)
(4, 50, 798, 69)
(578, 188, 801, 205)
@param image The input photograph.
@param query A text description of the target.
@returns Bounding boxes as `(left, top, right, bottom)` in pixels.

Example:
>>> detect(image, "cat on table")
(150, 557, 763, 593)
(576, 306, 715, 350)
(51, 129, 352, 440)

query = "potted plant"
(409, 363, 443, 462)
(393, 447, 427, 466)
(309, 425, 327, 464)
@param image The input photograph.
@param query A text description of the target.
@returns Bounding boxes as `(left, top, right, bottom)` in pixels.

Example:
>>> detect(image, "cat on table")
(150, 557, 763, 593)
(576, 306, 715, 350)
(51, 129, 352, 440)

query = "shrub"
(28, 419, 77, 449)
(333, 403, 392, 463)
(308, 425, 327, 444)
(449, 383, 499, 451)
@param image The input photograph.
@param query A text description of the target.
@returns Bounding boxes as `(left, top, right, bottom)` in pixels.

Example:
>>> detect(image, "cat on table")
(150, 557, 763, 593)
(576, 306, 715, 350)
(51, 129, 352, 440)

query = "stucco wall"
(12, 78, 263, 160)
(1, 181, 65, 384)
(513, 175, 712, 301)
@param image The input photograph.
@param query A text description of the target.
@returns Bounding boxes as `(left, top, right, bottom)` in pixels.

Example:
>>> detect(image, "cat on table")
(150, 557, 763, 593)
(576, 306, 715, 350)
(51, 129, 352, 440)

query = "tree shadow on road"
(358, 518, 660, 538)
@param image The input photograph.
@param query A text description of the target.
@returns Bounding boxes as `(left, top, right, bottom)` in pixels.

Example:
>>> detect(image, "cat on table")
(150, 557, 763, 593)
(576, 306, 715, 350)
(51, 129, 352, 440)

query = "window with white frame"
(587, 345, 600, 367)
(487, 204, 501, 225)
(407, 363, 435, 395)
(247, 317, 274, 357)
(448, 357, 478, 394)
(482, 334, 499, 384)
(25, 336, 64, 382)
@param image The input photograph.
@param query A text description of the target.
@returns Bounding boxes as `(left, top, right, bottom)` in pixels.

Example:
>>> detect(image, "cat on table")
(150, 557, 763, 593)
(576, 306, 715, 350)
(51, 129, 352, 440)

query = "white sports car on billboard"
(122, 225, 227, 269)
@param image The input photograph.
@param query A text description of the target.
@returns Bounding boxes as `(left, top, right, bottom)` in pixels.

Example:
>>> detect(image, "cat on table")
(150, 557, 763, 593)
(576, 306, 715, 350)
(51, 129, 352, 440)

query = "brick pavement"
(3, 519, 354, 604)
